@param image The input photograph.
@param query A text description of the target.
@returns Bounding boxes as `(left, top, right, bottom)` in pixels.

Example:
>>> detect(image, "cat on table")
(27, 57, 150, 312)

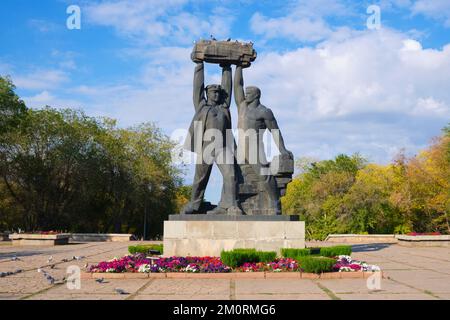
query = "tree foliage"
(282, 136, 450, 239)
(0, 77, 188, 237)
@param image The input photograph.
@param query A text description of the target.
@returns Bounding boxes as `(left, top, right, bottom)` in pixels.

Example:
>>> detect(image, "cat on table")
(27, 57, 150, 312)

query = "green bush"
(319, 245, 352, 257)
(281, 248, 311, 258)
(220, 249, 277, 268)
(128, 244, 163, 255)
(257, 251, 277, 263)
(298, 256, 336, 274)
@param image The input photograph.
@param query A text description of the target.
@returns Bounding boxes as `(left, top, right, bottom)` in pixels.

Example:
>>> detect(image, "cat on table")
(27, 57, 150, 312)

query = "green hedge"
(128, 244, 163, 255)
(220, 249, 277, 268)
(319, 245, 352, 257)
(281, 248, 311, 258)
(298, 256, 336, 274)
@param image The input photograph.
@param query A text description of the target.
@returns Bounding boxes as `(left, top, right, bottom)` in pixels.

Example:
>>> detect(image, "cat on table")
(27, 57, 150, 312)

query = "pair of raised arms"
(191, 59, 249, 111)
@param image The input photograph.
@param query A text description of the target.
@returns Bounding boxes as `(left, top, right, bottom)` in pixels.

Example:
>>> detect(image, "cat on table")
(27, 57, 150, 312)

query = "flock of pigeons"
(1, 254, 129, 295)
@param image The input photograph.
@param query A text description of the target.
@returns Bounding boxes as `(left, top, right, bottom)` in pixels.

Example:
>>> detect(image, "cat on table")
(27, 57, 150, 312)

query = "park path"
(0, 241, 449, 300)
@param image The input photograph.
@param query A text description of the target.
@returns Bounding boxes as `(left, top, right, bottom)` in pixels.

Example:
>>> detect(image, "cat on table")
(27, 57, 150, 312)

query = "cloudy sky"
(1, 0, 449, 203)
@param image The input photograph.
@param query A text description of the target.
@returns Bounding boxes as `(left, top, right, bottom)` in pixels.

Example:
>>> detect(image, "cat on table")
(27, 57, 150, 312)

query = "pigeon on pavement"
(114, 288, 128, 295)
(95, 278, 105, 284)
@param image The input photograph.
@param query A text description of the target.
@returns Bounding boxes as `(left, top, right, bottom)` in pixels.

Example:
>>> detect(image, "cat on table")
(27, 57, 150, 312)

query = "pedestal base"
(163, 217, 305, 257)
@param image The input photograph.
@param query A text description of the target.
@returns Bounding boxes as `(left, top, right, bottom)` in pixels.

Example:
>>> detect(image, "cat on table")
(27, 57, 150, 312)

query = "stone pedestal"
(163, 215, 305, 257)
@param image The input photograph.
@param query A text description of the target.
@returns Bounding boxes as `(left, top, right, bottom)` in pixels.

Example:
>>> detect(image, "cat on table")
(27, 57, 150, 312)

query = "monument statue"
(181, 39, 293, 216)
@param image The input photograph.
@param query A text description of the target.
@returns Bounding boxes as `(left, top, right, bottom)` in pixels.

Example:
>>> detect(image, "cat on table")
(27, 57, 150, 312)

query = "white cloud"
(251, 13, 332, 42)
(411, 0, 450, 27)
(85, 0, 234, 45)
(23, 91, 83, 110)
(13, 69, 69, 90)
(250, 0, 356, 42)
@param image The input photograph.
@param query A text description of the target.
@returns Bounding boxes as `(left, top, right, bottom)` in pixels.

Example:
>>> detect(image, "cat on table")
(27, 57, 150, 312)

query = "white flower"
(138, 264, 151, 273)
(106, 268, 116, 273)
(338, 255, 352, 263)
(339, 266, 353, 272)
(185, 264, 199, 273)
(368, 265, 381, 272)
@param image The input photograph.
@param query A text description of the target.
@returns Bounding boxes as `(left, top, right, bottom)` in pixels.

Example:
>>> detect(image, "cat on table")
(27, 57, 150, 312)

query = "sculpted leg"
(210, 149, 243, 215)
(182, 162, 213, 214)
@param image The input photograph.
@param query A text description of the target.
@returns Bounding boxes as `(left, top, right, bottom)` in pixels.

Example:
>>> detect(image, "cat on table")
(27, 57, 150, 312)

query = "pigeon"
(46, 275, 55, 285)
(11, 256, 20, 261)
(14, 269, 23, 274)
(73, 256, 85, 261)
(226, 38, 231, 41)
(50, 264, 56, 269)
(37, 268, 43, 273)
(210, 35, 217, 41)
(61, 258, 69, 262)
(114, 288, 128, 295)
(47, 256, 53, 263)
(0, 272, 6, 277)
(95, 278, 105, 284)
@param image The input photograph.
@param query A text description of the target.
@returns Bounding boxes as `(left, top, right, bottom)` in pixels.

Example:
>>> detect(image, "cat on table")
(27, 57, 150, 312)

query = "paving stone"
(317, 278, 421, 294)
(235, 279, 323, 294)
(0, 293, 27, 300)
(235, 293, 330, 300)
(1, 241, 449, 300)
(337, 293, 437, 300)
(133, 294, 230, 300)
(140, 279, 230, 295)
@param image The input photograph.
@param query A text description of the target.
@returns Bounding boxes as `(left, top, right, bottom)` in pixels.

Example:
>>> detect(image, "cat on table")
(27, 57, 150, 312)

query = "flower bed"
(88, 254, 380, 274)
(333, 255, 380, 272)
(89, 255, 232, 274)
(406, 232, 441, 236)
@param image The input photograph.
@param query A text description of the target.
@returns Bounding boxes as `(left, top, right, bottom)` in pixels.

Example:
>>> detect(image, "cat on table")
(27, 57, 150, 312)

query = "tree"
(0, 76, 27, 135)
(394, 135, 450, 233)
(0, 105, 183, 237)
(343, 164, 405, 234)
(282, 154, 367, 240)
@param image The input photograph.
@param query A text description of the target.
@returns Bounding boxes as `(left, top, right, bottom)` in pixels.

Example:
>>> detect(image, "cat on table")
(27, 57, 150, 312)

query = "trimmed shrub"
(281, 248, 311, 258)
(257, 251, 277, 263)
(128, 244, 163, 255)
(220, 249, 277, 268)
(298, 256, 336, 274)
(319, 245, 352, 257)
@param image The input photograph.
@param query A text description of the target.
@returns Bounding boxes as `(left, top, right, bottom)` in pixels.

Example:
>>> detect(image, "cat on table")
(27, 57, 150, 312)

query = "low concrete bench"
(325, 234, 398, 244)
(9, 233, 70, 246)
(70, 233, 134, 242)
(396, 235, 450, 247)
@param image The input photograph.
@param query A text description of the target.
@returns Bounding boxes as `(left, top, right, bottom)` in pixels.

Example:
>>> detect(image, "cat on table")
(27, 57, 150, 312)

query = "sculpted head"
(245, 86, 261, 104)
(206, 84, 221, 104)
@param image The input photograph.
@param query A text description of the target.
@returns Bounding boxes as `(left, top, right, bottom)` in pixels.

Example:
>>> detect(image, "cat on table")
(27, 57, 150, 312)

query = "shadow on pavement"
(351, 243, 393, 252)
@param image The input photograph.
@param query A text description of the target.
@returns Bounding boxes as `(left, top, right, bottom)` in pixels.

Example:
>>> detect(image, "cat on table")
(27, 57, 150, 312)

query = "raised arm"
(193, 62, 205, 111)
(234, 65, 245, 108)
(264, 109, 292, 157)
(221, 64, 232, 107)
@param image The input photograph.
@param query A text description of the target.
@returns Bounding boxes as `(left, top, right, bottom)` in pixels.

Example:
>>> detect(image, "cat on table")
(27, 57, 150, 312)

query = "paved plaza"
(0, 241, 449, 300)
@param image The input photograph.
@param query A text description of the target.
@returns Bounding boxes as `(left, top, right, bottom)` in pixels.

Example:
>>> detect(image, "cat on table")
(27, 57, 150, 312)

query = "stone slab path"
(0, 241, 448, 300)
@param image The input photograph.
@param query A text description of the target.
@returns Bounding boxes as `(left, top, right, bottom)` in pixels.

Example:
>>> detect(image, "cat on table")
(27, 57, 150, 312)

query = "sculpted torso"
(238, 103, 271, 131)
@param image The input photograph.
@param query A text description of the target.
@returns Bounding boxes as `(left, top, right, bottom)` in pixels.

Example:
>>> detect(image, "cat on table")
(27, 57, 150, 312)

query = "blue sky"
(1, 0, 450, 204)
